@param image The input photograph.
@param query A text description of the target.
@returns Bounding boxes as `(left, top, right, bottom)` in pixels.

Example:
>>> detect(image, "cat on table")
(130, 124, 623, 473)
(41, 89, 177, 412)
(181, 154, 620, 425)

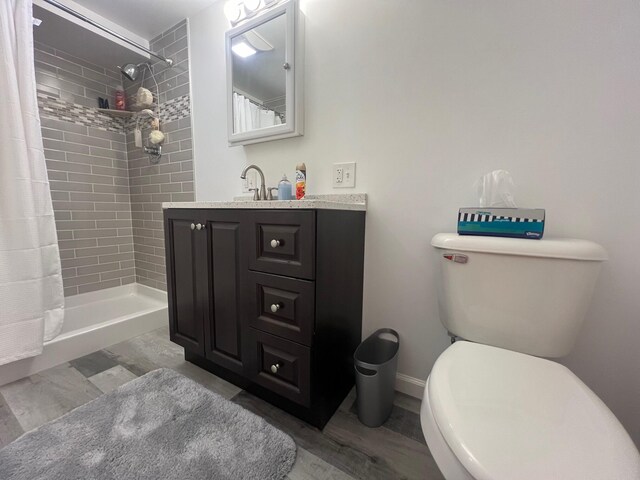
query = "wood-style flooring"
(0, 327, 444, 480)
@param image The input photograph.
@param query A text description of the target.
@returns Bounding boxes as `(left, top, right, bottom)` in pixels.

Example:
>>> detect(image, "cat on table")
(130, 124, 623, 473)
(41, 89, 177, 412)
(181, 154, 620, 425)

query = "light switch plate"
(333, 162, 356, 188)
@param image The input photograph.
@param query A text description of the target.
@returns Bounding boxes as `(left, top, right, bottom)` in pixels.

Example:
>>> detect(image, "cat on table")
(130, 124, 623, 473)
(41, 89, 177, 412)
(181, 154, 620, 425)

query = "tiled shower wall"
(36, 19, 194, 295)
(35, 43, 135, 297)
(125, 20, 194, 291)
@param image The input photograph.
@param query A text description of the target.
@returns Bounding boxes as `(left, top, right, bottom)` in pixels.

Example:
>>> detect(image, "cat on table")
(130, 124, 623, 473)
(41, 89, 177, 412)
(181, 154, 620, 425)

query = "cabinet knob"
(270, 239, 281, 248)
(270, 303, 281, 313)
(190, 223, 195, 230)
(196, 223, 203, 230)
(283, 62, 290, 70)
(270, 363, 280, 374)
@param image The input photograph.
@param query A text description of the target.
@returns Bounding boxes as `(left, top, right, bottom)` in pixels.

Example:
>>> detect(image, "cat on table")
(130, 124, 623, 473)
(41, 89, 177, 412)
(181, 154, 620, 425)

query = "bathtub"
(0, 283, 168, 387)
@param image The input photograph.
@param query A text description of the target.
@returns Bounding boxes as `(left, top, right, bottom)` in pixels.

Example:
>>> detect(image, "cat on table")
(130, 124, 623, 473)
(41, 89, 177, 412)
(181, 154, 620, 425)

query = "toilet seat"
(427, 341, 640, 480)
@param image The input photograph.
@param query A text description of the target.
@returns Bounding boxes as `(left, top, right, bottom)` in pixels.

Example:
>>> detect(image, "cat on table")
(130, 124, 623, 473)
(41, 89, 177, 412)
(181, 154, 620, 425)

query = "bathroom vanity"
(163, 195, 366, 428)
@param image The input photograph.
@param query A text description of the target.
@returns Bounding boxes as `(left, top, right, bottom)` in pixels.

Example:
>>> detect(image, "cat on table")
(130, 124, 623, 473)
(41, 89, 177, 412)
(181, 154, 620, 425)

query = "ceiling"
(73, 0, 219, 39)
(33, 5, 148, 71)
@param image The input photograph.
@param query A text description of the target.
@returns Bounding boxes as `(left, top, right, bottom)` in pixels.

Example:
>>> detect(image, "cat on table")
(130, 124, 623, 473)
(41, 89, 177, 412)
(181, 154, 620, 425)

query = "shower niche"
(225, 0, 304, 146)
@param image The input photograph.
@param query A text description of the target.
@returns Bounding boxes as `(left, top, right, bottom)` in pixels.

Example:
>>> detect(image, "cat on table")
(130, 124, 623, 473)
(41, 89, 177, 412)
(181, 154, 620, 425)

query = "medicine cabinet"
(225, 0, 304, 146)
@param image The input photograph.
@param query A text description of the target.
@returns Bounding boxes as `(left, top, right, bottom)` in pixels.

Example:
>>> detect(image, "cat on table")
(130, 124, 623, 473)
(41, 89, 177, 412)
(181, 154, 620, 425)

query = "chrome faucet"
(240, 164, 267, 201)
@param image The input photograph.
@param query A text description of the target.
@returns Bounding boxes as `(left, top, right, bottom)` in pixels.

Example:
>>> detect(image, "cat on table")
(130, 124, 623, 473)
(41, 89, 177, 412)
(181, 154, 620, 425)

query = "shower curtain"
(233, 92, 282, 133)
(0, 0, 64, 365)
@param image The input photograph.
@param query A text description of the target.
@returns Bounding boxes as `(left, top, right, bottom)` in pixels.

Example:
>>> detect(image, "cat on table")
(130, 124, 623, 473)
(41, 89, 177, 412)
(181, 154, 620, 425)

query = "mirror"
(232, 14, 286, 131)
(226, 0, 303, 145)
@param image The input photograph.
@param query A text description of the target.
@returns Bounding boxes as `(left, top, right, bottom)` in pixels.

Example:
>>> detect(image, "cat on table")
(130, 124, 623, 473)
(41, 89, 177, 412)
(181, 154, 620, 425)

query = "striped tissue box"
(457, 208, 545, 240)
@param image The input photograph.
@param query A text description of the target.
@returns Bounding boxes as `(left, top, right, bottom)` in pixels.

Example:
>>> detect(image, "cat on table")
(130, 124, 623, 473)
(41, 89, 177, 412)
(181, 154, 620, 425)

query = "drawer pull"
(190, 223, 195, 230)
(270, 303, 281, 313)
(196, 223, 203, 230)
(270, 239, 281, 248)
(270, 363, 280, 374)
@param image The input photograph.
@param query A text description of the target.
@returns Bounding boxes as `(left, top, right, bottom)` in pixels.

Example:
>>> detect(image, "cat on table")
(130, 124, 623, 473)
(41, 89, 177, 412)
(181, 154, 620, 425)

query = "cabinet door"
(165, 212, 205, 355)
(202, 210, 248, 374)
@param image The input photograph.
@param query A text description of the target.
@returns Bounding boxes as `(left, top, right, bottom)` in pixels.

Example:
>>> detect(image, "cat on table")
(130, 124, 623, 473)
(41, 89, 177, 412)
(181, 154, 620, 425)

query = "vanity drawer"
(250, 329, 311, 407)
(248, 210, 315, 280)
(247, 271, 314, 346)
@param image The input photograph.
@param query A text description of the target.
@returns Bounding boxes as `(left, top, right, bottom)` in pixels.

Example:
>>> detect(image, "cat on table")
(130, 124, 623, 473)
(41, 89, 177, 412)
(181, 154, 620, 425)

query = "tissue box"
(457, 208, 545, 239)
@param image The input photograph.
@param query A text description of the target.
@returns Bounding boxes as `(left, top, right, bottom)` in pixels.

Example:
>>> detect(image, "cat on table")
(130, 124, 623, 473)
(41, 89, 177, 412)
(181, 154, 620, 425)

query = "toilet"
(421, 233, 640, 480)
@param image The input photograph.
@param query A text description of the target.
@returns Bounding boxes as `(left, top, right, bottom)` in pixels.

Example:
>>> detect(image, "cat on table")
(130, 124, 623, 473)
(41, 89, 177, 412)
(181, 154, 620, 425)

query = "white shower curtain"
(233, 92, 282, 134)
(0, 0, 64, 365)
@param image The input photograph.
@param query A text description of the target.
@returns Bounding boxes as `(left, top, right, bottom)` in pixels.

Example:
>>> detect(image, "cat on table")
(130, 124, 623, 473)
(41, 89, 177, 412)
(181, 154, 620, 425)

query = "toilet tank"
(431, 233, 607, 357)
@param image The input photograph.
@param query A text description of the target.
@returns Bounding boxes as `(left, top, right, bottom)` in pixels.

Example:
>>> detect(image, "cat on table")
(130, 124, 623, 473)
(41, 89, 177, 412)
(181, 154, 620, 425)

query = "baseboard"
(395, 373, 426, 399)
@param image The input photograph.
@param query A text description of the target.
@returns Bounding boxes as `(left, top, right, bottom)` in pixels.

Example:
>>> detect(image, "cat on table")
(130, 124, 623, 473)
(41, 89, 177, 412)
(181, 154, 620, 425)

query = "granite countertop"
(162, 194, 367, 211)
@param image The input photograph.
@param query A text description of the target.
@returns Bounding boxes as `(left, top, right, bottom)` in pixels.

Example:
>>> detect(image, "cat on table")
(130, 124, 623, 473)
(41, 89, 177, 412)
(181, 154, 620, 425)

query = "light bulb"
(244, 0, 262, 12)
(224, 0, 243, 23)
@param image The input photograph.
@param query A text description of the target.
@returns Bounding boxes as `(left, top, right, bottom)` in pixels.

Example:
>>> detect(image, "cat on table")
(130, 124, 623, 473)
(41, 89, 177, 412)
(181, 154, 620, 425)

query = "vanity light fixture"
(224, 0, 283, 25)
(232, 41, 257, 57)
(224, 0, 243, 23)
(244, 0, 262, 12)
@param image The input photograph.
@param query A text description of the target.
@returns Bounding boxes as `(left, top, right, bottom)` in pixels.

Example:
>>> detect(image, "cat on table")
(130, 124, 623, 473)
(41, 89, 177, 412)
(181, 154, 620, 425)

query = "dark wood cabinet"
(165, 207, 365, 429)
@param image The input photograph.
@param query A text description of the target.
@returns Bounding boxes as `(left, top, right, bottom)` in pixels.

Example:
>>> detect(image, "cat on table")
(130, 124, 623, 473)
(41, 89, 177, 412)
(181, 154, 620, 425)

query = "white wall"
(189, 0, 640, 445)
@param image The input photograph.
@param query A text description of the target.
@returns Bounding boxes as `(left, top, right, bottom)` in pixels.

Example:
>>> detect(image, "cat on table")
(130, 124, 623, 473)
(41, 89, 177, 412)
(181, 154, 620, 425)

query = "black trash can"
(353, 328, 400, 427)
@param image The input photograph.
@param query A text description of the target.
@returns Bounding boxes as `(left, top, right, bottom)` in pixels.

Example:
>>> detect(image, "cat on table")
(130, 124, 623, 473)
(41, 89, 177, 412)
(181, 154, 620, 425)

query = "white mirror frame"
(225, 0, 304, 146)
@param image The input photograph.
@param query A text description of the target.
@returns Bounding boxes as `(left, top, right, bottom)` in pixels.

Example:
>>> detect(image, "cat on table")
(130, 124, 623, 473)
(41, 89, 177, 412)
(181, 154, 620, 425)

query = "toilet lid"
(428, 341, 640, 480)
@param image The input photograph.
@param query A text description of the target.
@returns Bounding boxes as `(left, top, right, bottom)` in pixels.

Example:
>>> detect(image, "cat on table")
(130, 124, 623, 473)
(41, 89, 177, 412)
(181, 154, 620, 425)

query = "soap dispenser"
(278, 174, 293, 200)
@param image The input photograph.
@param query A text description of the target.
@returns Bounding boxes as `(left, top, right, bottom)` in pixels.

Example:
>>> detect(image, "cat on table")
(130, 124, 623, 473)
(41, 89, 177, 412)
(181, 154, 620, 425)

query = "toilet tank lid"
(431, 233, 608, 261)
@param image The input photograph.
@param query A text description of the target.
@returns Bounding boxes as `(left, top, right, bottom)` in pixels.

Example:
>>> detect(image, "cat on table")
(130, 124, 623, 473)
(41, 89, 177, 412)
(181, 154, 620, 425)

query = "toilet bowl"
(422, 234, 640, 479)
(421, 341, 640, 480)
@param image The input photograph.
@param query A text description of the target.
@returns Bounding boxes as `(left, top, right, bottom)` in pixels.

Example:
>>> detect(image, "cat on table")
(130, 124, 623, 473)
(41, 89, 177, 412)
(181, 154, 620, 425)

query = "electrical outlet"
(242, 170, 257, 193)
(333, 162, 356, 188)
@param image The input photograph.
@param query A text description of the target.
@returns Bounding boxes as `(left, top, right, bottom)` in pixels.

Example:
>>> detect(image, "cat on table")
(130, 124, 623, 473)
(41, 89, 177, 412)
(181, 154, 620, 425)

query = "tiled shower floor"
(0, 327, 443, 480)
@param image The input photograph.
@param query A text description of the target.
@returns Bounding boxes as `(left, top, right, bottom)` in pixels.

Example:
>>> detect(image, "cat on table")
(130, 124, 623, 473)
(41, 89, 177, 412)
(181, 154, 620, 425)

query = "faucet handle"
(248, 188, 259, 201)
(267, 187, 278, 201)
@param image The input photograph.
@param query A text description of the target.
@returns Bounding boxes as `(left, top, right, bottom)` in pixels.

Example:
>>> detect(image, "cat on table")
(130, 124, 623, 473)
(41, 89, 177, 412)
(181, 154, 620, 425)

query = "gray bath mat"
(0, 368, 296, 480)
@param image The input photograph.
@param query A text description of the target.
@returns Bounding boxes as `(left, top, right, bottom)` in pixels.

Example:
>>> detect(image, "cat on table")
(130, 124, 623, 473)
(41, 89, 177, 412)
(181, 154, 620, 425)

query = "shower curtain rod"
(41, 0, 173, 66)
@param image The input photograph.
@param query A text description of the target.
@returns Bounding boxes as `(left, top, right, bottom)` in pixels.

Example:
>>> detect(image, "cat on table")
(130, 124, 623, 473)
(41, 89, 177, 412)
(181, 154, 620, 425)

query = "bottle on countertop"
(295, 163, 306, 200)
(114, 86, 126, 111)
(278, 174, 293, 200)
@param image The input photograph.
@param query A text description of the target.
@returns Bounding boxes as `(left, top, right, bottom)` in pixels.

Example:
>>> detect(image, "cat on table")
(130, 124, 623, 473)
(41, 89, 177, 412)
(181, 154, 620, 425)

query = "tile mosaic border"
(160, 94, 191, 123)
(38, 93, 126, 134)
(38, 92, 192, 136)
(124, 94, 191, 130)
